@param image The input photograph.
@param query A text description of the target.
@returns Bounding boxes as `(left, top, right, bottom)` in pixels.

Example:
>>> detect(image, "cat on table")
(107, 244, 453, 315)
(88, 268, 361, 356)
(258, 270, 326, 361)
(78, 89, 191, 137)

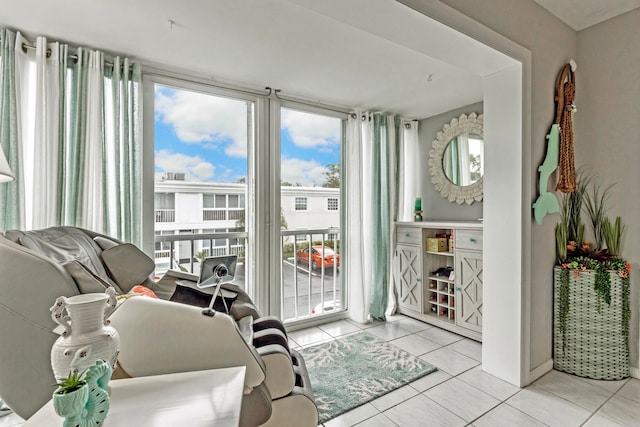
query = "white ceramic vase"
(50, 288, 120, 380)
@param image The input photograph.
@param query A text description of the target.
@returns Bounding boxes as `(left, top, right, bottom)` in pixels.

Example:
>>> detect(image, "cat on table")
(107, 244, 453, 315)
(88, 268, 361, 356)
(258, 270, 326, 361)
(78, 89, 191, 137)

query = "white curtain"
(457, 132, 471, 185)
(385, 116, 399, 316)
(346, 112, 400, 323)
(397, 119, 420, 222)
(346, 111, 373, 323)
(15, 33, 63, 230)
(386, 118, 418, 315)
(82, 50, 105, 232)
(5, 29, 142, 244)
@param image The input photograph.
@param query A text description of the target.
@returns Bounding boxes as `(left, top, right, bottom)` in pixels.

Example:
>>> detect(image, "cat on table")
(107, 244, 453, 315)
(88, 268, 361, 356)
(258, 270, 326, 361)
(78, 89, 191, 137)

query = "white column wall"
(482, 65, 524, 385)
(175, 193, 203, 223)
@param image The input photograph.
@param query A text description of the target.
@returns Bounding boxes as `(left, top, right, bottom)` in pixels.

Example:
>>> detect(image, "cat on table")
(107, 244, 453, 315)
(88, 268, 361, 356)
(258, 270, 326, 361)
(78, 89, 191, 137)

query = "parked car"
(296, 246, 340, 270)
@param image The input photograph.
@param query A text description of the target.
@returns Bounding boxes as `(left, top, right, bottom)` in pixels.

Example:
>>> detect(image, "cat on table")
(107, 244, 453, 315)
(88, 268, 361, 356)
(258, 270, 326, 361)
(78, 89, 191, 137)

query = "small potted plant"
(52, 369, 88, 418)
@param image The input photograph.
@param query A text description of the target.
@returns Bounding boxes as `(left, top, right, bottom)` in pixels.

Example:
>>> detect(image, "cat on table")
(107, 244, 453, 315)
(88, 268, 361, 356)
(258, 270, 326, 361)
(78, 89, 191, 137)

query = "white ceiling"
(0, 0, 517, 119)
(534, 0, 640, 31)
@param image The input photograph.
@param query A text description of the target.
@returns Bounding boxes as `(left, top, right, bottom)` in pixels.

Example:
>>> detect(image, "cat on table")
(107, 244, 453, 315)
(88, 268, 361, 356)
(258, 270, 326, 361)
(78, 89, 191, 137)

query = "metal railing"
(280, 228, 343, 322)
(200, 245, 245, 257)
(154, 209, 175, 222)
(153, 227, 344, 322)
(154, 231, 247, 278)
(202, 208, 244, 221)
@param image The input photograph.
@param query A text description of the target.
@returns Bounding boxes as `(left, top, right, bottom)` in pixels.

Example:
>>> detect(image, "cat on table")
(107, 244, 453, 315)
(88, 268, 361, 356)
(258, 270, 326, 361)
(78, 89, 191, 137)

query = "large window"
(148, 79, 346, 321)
(153, 83, 253, 289)
(279, 106, 344, 321)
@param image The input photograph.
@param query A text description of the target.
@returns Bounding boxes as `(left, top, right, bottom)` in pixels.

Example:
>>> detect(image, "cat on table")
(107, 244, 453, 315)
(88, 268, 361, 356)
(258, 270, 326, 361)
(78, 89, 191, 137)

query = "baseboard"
(630, 367, 639, 379)
(529, 359, 554, 384)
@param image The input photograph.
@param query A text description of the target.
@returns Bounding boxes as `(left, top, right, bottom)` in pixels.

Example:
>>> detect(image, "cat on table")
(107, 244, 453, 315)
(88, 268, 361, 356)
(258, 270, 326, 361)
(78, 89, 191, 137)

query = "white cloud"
(155, 149, 215, 182)
(281, 108, 340, 151)
(155, 86, 248, 157)
(281, 157, 327, 187)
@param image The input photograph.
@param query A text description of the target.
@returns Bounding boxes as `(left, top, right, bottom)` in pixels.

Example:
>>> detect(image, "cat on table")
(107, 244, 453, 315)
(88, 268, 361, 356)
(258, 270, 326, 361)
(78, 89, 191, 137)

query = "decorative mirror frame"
(428, 112, 484, 205)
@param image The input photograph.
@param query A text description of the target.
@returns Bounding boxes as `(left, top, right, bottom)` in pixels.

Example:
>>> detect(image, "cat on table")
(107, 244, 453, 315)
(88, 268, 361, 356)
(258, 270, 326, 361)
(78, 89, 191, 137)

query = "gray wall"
(576, 9, 640, 371)
(437, 0, 640, 375)
(437, 0, 578, 373)
(418, 102, 484, 221)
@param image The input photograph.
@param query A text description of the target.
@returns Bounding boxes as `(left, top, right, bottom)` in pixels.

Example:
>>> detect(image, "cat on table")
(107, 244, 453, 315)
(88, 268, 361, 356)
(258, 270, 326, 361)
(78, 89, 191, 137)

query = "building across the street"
(154, 175, 340, 270)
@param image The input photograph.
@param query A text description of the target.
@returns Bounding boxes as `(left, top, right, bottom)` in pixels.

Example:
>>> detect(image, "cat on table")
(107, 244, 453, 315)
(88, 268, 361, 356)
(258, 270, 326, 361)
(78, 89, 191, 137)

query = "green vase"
(52, 360, 112, 427)
(53, 385, 88, 418)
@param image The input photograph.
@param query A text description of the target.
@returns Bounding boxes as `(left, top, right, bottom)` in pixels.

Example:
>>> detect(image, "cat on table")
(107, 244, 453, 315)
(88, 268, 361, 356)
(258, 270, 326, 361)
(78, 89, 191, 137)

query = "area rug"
(299, 331, 437, 423)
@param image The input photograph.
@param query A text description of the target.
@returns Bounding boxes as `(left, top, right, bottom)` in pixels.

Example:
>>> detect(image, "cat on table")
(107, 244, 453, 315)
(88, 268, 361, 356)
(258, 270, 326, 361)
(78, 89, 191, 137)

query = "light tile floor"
(284, 314, 640, 427)
(2, 314, 638, 427)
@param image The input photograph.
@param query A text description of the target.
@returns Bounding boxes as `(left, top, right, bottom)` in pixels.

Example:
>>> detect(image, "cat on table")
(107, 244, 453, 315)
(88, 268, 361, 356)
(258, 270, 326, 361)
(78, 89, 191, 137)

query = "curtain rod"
(144, 65, 352, 117)
(0, 37, 129, 69)
(350, 112, 418, 127)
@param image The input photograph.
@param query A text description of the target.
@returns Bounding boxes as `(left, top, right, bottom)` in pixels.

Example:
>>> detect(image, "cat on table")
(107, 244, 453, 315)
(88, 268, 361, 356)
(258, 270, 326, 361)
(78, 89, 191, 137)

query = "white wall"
(175, 193, 202, 223)
(282, 189, 340, 232)
(576, 9, 640, 374)
(482, 65, 524, 384)
(435, 0, 577, 379)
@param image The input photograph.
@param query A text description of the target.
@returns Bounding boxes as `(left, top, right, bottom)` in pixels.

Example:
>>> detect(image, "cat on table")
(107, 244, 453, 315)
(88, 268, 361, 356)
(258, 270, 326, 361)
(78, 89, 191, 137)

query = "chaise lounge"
(0, 226, 318, 427)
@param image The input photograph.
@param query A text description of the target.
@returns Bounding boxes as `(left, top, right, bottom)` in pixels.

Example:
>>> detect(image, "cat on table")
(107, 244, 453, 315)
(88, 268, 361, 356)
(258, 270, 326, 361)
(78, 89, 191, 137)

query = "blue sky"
(154, 85, 340, 185)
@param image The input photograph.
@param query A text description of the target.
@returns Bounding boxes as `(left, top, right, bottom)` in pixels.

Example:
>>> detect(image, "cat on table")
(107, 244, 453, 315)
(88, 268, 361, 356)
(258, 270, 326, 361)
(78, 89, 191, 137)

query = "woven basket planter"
(553, 267, 629, 380)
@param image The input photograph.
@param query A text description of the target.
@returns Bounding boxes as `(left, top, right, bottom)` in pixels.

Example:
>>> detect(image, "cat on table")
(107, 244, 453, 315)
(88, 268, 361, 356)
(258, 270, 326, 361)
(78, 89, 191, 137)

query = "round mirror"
(442, 134, 484, 186)
(428, 113, 483, 204)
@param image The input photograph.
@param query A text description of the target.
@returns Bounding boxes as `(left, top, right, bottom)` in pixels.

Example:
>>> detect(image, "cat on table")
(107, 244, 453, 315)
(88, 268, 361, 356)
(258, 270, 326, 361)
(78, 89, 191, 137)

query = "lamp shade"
(0, 147, 14, 183)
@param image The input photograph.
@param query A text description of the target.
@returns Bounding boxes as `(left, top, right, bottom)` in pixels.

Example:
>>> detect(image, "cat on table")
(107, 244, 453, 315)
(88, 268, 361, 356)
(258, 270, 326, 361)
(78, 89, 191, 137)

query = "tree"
(322, 163, 340, 188)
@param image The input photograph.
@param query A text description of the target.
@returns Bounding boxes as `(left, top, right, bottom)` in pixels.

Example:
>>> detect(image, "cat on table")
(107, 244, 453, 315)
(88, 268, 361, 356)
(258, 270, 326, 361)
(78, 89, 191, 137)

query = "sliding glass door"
(276, 104, 346, 322)
(150, 80, 254, 294)
(145, 78, 346, 322)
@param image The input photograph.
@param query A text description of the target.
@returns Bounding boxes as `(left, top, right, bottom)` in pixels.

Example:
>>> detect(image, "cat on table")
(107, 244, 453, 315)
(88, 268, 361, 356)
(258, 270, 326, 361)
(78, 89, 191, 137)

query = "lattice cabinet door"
(395, 244, 423, 312)
(455, 249, 483, 333)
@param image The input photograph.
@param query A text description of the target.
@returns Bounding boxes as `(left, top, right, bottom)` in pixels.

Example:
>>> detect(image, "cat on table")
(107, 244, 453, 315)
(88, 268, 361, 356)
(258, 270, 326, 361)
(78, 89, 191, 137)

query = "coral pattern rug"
(299, 331, 437, 423)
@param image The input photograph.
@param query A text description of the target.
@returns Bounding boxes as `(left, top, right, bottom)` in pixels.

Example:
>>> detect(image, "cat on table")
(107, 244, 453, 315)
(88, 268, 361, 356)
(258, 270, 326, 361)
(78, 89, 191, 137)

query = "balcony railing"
(153, 227, 343, 323)
(203, 208, 244, 222)
(155, 209, 175, 223)
(154, 231, 247, 280)
(280, 228, 343, 322)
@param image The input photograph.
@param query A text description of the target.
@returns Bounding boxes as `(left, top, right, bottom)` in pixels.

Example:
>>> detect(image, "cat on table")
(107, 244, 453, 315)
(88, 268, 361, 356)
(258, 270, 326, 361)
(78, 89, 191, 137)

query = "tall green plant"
(555, 223, 567, 263)
(559, 168, 590, 245)
(603, 216, 625, 257)
(584, 180, 613, 252)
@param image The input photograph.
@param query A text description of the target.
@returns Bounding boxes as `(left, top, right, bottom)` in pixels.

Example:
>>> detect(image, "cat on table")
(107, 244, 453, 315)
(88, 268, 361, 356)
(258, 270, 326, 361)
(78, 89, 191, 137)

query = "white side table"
(25, 367, 246, 427)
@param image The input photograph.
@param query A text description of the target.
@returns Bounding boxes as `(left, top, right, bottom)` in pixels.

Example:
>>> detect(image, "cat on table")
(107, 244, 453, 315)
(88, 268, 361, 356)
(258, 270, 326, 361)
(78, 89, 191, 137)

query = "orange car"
(296, 246, 340, 270)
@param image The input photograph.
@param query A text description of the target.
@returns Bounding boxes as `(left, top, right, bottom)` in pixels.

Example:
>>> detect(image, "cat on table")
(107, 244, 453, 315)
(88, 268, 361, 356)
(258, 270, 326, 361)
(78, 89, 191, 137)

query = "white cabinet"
(394, 222, 483, 341)
(396, 244, 422, 312)
(455, 248, 483, 333)
(395, 226, 423, 313)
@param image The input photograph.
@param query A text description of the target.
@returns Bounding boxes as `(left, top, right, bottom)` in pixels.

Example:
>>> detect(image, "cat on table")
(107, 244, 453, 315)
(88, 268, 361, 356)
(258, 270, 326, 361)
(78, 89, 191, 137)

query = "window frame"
(142, 74, 259, 300)
(144, 74, 350, 322)
(294, 196, 308, 211)
(327, 197, 339, 211)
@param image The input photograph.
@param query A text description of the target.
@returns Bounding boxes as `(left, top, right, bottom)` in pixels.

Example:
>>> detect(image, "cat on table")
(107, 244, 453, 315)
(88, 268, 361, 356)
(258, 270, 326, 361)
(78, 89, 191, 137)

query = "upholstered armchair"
(0, 226, 317, 427)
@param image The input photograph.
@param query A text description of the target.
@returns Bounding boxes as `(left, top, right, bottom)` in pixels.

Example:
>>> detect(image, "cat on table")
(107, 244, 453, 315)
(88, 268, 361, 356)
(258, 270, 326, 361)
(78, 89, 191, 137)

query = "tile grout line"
(528, 378, 624, 424)
(577, 390, 630, 427)
(502, 400, 553, 427)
